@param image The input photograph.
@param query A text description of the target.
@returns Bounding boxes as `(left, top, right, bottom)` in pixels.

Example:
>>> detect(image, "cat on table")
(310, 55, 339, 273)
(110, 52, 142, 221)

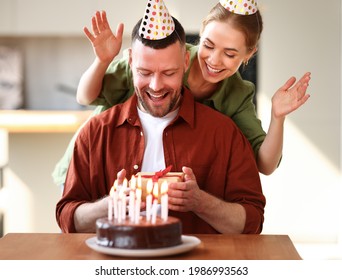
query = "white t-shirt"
(137, 107, 179, 172)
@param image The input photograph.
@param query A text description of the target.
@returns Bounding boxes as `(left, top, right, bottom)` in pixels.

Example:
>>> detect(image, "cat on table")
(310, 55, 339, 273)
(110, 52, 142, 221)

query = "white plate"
(86, 235, 201, 257)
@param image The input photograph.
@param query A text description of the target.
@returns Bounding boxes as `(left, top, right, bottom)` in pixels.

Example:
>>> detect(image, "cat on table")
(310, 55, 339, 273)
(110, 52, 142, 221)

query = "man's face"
(129, 40, 189, 117)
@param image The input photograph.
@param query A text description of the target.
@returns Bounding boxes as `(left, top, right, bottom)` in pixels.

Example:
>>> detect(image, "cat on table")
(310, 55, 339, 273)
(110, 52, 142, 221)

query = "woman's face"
(198, 20, 253, 84)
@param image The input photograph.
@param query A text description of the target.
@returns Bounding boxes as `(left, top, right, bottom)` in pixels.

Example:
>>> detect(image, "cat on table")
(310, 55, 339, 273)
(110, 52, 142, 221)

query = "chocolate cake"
(96, 216, 182, 249)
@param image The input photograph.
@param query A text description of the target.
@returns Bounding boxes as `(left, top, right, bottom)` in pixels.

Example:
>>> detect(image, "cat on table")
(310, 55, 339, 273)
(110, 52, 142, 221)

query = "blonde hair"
(200, 3, 263, 51)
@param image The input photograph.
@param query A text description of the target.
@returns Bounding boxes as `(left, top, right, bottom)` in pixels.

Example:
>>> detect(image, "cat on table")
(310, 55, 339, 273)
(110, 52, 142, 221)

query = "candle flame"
(113, 179, 118, 191)
(161, 180, 168, 195)
(147, 179, 153, 194)
(118, 186, 125, 199)
(109, 186, 115, 197)
(137, 174, 142, 188)
(130, 175, 136, 190)
(123, 178, 128, 189)
(152, 182, 159, 198)
(136, 187, 142, 200)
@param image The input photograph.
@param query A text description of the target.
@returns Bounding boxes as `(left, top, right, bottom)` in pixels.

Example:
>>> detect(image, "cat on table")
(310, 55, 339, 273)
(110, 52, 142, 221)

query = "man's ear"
(128, 48, 132, 68)
(184, 50, 190, 72)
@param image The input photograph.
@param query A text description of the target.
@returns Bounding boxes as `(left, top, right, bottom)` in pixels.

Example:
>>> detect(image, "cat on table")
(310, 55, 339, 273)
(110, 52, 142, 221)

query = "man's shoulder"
(195, 100, 236, 126)
(80, 102, 128, 134)
(181, 88, 238, 130)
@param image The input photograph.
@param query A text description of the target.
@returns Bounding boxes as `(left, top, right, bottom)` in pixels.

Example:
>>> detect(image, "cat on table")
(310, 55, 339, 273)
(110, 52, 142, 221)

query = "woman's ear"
(248, 47, 258, 60)
(244, 47, 257, 65)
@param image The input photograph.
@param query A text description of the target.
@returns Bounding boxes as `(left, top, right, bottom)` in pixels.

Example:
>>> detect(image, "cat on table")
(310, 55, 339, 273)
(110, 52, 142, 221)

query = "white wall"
(1, 133, 74, 233)
(257, 0, 342, 256)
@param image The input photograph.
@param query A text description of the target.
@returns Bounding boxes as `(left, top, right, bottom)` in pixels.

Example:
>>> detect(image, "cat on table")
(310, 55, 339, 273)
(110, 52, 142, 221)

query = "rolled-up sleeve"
(56, 128, 92, 233)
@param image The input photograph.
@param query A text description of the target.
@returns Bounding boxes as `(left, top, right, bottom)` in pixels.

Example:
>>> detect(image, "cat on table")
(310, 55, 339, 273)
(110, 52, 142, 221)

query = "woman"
(53, 1, 310, 187)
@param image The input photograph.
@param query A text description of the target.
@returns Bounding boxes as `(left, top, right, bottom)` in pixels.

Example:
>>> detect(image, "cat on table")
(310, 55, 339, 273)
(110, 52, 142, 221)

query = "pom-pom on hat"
(219, 0, 258, 15)
(139, 0, 175, 40)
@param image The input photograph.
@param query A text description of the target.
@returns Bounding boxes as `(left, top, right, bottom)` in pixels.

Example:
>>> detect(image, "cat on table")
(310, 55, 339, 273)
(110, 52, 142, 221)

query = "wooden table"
(0, 233, 301, 260)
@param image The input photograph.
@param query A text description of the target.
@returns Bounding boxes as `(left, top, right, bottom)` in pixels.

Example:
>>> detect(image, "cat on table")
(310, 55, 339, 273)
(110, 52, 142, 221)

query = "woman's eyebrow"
(205, 38, 239, 53)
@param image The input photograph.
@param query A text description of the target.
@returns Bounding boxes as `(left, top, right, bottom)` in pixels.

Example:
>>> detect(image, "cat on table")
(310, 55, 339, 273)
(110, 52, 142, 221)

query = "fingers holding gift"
(168, 181, 201, 212)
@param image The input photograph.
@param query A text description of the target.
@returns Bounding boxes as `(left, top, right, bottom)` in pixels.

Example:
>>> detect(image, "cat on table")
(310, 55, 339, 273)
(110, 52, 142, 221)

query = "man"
(56, 9, 265, 235)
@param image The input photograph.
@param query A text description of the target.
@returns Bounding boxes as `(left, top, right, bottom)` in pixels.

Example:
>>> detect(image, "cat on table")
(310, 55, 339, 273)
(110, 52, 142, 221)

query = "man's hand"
(167, 166, 203, 212)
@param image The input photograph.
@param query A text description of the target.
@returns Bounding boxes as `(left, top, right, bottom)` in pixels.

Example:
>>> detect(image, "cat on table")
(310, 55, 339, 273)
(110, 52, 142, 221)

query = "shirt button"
(140, 131, 143, 136)
(133, 164, 139, 170)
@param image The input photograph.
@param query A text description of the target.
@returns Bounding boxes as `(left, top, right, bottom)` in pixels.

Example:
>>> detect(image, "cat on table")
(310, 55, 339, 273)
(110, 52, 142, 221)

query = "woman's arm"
(76, 10, 124, 105)
(257, 72, 311, 175)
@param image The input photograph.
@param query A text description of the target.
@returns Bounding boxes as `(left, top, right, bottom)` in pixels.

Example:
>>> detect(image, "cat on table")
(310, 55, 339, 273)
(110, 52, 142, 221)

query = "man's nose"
(149, 74, 164, 92)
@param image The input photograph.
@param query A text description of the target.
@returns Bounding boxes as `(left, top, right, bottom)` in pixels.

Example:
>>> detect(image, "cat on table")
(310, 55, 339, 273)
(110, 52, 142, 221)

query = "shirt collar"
(177, 87, 195, 129)
(116, 95, 140, 127)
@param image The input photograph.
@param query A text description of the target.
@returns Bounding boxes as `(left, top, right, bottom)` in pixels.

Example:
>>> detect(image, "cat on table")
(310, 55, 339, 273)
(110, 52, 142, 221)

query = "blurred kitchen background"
(0, 0, 341, 260)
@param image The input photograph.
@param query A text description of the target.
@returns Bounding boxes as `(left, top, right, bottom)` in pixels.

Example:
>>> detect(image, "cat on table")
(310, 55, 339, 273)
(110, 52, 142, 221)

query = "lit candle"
(135, 174, 142, 224)
(113, 180, 118, 220)
(146, 179, 153, 221)
(117, 189, 123, 224)
(108, 186, 113, 221)
(129, 175, 136, 221)
(151, 182, 159, 224)
(135, 187, 142, 224)
(121, 178, 128, 221)
(137, 174, 142, 190)
(161, 180, 168, 221)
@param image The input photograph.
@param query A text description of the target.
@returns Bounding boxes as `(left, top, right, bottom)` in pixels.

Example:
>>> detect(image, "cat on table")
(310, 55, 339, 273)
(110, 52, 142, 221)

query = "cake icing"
(96, 216, 182, 249)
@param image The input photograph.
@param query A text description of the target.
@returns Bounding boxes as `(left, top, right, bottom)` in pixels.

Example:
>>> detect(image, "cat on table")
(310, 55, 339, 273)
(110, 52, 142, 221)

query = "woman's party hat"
(139, 0, 175, 40)
(219, 0, 258, 15)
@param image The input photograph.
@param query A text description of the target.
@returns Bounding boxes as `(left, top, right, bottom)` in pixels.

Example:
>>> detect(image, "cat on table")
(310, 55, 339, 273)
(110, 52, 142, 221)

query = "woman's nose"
(208, 50, 221, 66)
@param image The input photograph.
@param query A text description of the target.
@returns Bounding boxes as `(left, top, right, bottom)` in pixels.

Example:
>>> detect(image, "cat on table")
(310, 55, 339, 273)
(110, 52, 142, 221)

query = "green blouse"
(52, 44, 266, 186)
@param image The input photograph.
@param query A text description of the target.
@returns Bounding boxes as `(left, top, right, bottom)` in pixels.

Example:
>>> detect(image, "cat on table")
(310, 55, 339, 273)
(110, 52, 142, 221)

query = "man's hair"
(131, 16, 186, 49)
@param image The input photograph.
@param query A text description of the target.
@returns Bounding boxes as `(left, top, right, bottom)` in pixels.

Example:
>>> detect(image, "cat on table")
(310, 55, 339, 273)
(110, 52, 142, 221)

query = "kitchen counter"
(0, 110, 92, 133)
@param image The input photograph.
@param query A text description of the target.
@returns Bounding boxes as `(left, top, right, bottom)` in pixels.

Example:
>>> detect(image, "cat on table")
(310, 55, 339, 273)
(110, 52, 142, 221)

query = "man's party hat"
(139, 0, 175, 40)
(219, 0, 258, 15)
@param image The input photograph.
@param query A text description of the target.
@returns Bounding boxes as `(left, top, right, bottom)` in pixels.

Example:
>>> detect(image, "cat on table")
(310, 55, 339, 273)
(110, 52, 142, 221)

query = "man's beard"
(135, 87, 182, 118)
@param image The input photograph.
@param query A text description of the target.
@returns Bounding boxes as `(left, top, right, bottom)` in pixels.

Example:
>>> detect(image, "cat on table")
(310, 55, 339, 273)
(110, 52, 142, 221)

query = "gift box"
(133, 166, 184, 202)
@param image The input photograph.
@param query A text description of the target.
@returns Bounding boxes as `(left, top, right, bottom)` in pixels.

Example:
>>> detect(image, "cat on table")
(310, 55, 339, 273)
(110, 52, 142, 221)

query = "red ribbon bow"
(139, 165, 173, 183)
(152, 165, 173, 182)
